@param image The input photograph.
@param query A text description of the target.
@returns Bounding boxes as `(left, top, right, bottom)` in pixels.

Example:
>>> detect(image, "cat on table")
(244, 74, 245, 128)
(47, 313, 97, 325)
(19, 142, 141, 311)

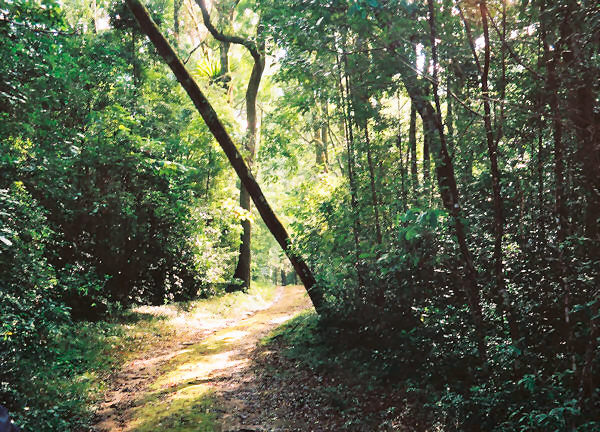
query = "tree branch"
(485, 7, 543, 80)
(193, 0, 261, 63)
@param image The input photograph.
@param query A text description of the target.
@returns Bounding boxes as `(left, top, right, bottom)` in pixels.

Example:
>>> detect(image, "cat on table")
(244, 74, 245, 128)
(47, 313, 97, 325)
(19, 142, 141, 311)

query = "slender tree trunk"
(126, 0, 327, 314)
(229, 38, 264, 291)
(131, 31, 138, 90)
(422, 87, 431, 201)
(559, 1, 599, 393)
(337, 48, 364, 288)
(313, 107, 325, 167)
(320, 99, 329, 171)
(218, 40, 231, 95)
(205, 146, 212, 199)
(446, 72, 454, 157)
(478, 0, 519, 344)
(409, 102, 418, 202)
(560, 2, 600, 244)
(387, 0, 488, 362)
(364, 122, 382, 245)
(396, 55, 488, 364)
(539, 1, 574, 367)
(397, 128, 408, 212)
(536, 133, 546, 249)
(193, 0, 265, 291)
(92, 0, 99, 33)
(173, 0, 182, 48)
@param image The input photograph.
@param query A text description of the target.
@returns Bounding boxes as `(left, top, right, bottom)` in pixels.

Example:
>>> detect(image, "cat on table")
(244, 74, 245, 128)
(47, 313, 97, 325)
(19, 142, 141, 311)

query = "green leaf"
(405, 228, 418, 241)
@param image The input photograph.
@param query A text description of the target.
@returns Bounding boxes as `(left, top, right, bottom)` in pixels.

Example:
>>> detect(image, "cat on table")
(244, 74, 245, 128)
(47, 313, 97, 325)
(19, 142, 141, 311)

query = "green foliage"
(0, 0, 242, 312)
(258, 0, 599, 428)
(0, 184, 124, 430)
(0, 1, 246, 429)
(1, 0, 599, 429)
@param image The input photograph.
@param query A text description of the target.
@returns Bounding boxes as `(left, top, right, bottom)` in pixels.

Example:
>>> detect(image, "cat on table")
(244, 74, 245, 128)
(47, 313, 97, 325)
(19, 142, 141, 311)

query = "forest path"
(92, 285, 312, 432)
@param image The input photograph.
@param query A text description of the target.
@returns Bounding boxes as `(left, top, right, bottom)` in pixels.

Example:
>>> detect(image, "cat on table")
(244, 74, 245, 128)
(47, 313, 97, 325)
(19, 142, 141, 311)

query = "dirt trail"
(92, 285, 312, 432)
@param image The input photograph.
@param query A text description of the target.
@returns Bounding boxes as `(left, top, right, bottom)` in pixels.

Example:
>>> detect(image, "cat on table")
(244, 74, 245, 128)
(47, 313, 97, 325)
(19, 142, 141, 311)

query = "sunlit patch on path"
(92, 285, 312, 432)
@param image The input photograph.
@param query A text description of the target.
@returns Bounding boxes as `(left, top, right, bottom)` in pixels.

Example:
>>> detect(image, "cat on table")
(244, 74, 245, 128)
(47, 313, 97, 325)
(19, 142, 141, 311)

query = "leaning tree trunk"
(125, 0, 327, 314)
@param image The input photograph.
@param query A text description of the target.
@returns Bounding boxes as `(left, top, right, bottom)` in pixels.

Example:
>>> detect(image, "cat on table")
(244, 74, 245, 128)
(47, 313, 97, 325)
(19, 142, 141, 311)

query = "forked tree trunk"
(125, 0, 326, 314)
(229, 39, 264, 291)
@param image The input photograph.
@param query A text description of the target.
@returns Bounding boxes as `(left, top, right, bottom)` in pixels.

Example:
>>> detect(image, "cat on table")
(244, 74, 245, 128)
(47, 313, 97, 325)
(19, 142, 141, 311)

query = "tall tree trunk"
(336, 47, 364, 288)
(446, 72, 454, 157)
(194, 0, 264, 291)
(478, 0, 519, 345)
(557, 1, 599, 394)
(125, 0, 327, 314)
(539, 0, 573, 365)
(422, 86, 432, 202)
(320, 99, 329, 171)
(560, 2, 600, 244)
(313, 107, 325, 168)
(364, 122, 382, 245)
(229, 34, 264, 291)
(409, 102, 418, 202)
(396, 54, 488, 363)
(391, 1, 488, 362)
(397, 128, 408, 212)
(536, 132, 546, 249)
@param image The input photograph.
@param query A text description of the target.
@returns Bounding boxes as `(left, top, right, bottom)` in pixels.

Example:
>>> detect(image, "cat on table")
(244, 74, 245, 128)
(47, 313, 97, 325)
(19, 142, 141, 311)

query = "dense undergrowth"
(269, 310, 599, 431)
(0, 1, 248, 429)
(0, 246, 275, 432)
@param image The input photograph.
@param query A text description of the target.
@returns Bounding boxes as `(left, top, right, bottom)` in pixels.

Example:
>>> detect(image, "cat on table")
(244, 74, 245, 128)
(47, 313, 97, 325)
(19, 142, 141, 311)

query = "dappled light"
(92, 285, 312, 431)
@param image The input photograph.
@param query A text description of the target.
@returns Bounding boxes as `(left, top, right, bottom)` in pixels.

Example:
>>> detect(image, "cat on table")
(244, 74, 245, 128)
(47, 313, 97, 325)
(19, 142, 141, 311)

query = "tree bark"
(364, 122, 382, 244)
(336, 47, 364, 288)
(321, 100, 330, 170)
(229, 35, 264, 291)
(125, 0, 327, 314)
(560, 1, 600, 243)
(173, 0, 182, 48)
(445, 72, 454, 157)
(421, 86, 432, 202)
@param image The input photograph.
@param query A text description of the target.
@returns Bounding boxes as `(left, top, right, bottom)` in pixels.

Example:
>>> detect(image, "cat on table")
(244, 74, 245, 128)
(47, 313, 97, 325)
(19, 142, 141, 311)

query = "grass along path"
(91, 284, 312, 431)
